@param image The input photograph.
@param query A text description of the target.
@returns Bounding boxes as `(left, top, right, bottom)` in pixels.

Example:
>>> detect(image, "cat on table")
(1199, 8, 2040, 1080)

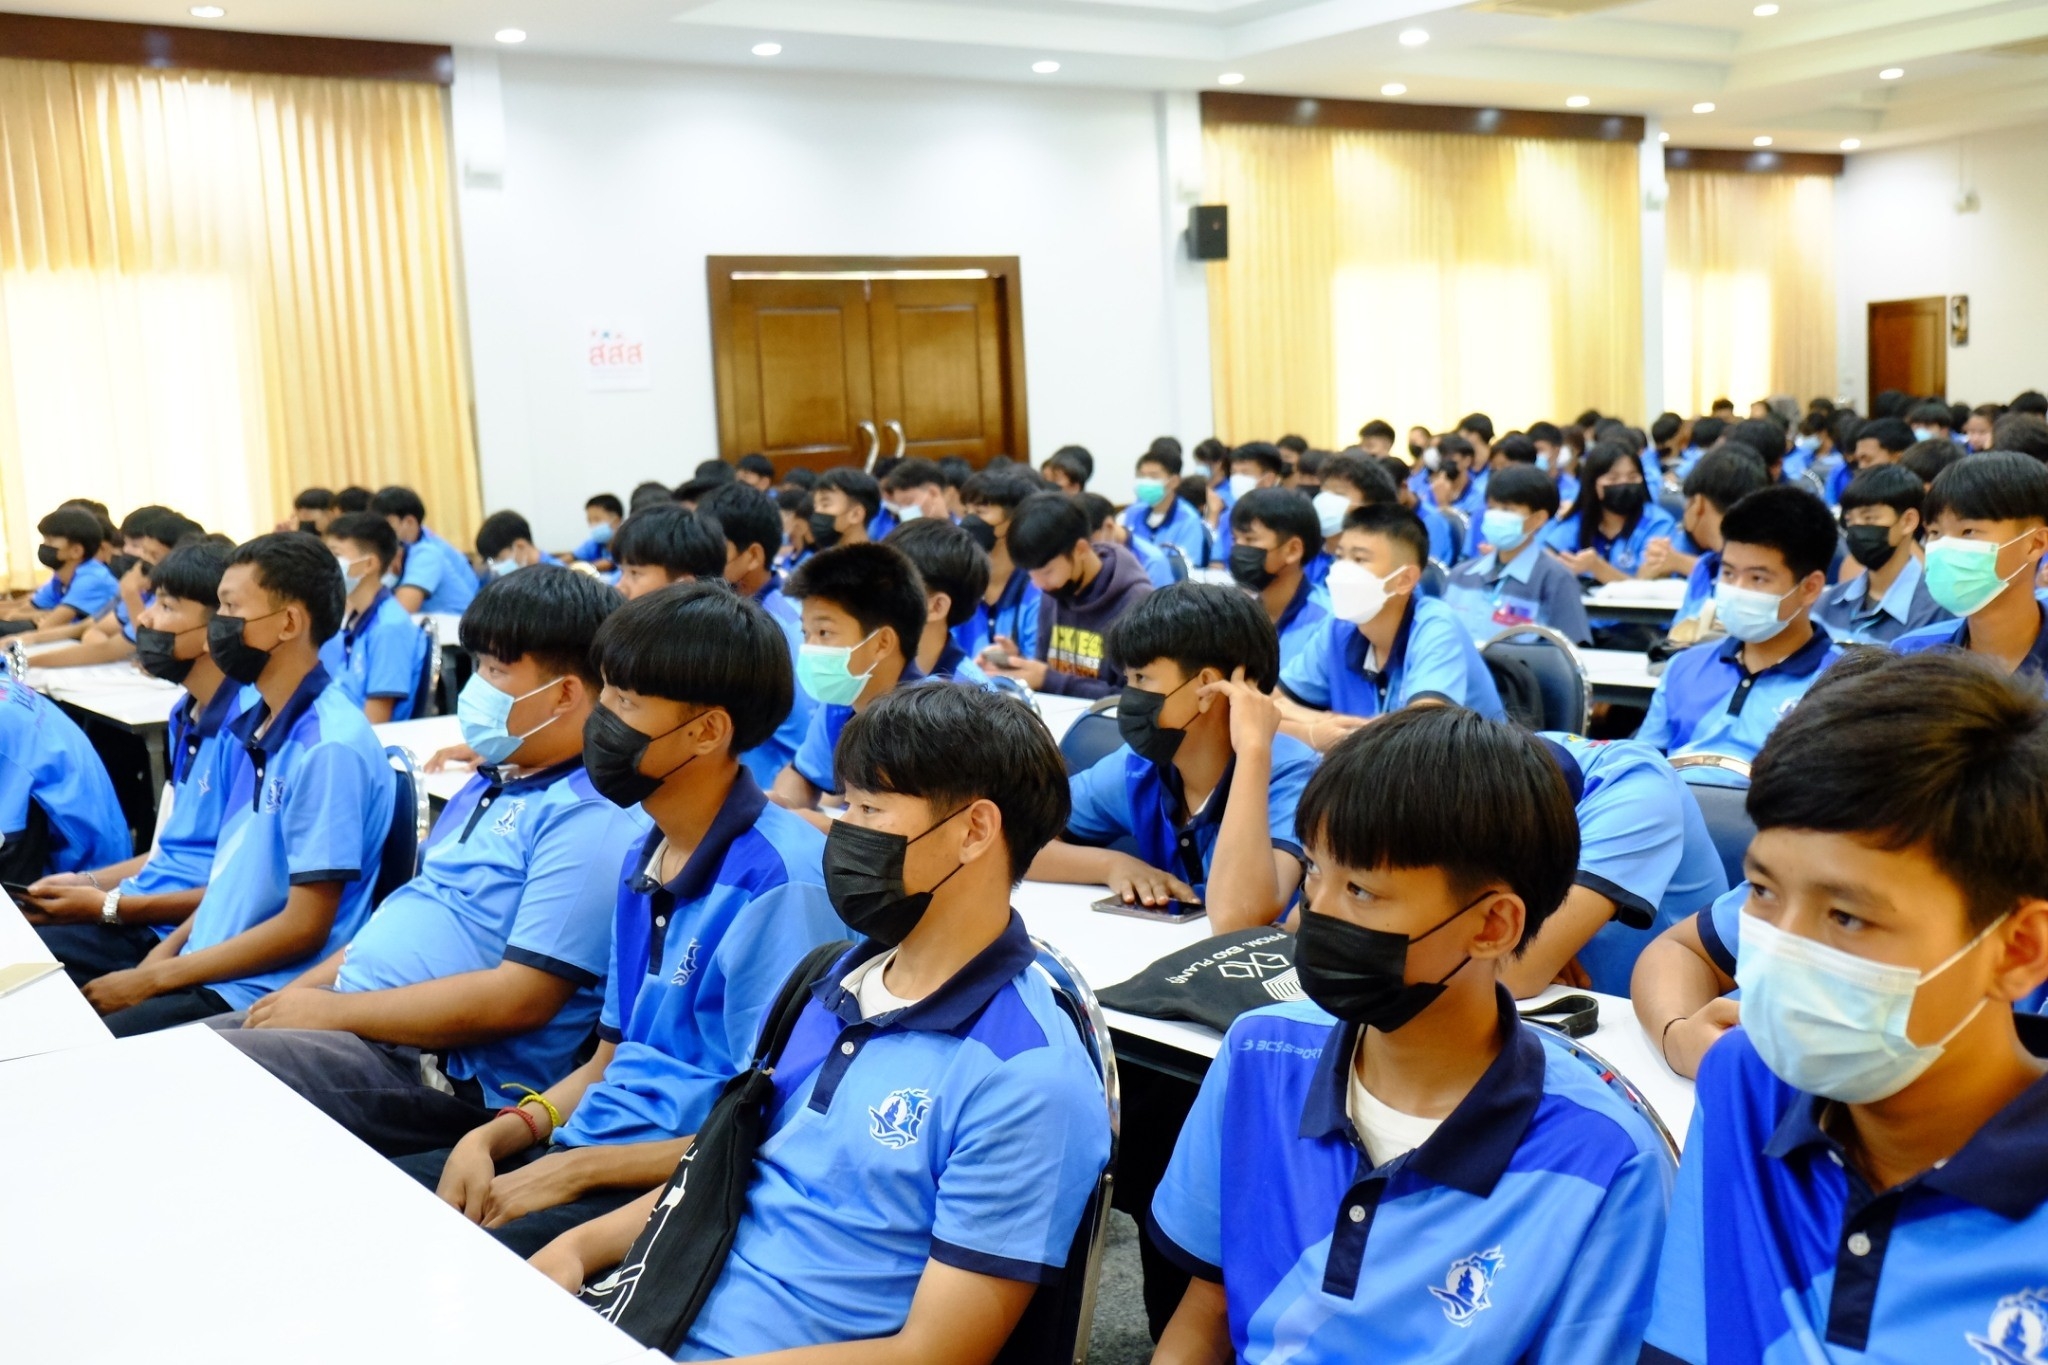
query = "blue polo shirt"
(122, 683, 255, 923)
(792, 662, 928, 795)
(183, 666, 396, 1009)
(0, 677, 129, 874)
(742, 578, 815, 792)
(1893, 598, 2048, 692)
(1637, 628, 1840, 764)
(931, 639, 994, 689)
(29, 558, 119, 620)
(571, 533, 613, 564)
(335, 761, 648, 1101)
(1125, 495, 1210, 569)
(1444, 546, 1593, 646)
(1128, 533, 1177, 588)
(676, 915, 1111, 1359)
(397, 527, 477, 616)
(1539, 733, 1730, 995)
(1543, 504, 1678, 577)
(555, 772, 841, 1150)
(1065, 733, 1318, 900)
(1279, 595, 1507, 721)
(1672, 549, 1719, 628)
(1151, 990, 1669, 1364)
(1816, 555, 1950, 645)
(984, 569, 1044, 661)
(1418, 503, 1459, 566)
(318, 589, 427, 718)
(1641, 1026, 2048, 1365)
(1273, 576, 1331, 672)
(110, 589, 153, 643)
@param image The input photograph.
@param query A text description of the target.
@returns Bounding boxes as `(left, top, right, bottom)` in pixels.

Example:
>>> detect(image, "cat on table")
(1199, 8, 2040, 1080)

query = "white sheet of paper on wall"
(584, 324, 650, 391)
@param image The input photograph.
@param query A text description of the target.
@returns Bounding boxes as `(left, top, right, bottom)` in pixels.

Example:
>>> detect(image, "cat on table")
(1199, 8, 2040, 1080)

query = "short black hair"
(1648, 414, 1681, 447)
(1926, 450, 2048, 524)
(737, 453, 777, 482)
(586, 494, 624, 518)
(611, 506, 728, 578)
(227, 531, 345, 643)
(1855, 416, 1915, 455)
(1274, 435, 1308, 459)
(881, 458, 944, 495)
(1006, 492, 1091, 572)
(293, 488, 335, 512)
(460, 564, 620, 686)
(1297, 448, 1329, 478)
(1340, 502, 1429, 566)
(1457, 412, 1495, 442)
(1718, 485, 1840, 580)
(1076, 492, 1119, 536)
(1358, 419, 1396, 443)
(1901, 438, 1964, 484)
(937, 456, 973, 490)
(1297, 706, 1578, 950)
(1193, 437, 1230, 467)
(775, 487, 813, 519)
(1840, 463, 1926, 520)
(37, 507, 103, 557)
(154, 513, 204, 549)
(1231, 442, 1286, 477)
(1750, 651, 2048, 929)
(782, 466, 819, 491)
(1435, 433, 1475, 465)
(2013, 390, 2048, 417)
(63, 500, 118, 546)
(959, 467, 1045, 513)
(326, 512, 401, 570)
(673, 477, 728, 506)
(836, 685, 1071, 883)
(1727, 418, 1788, 463)
(1042, 448, 1092, 490)
(475, 510, 533, 560)
(693, 459, 737, 485)
(1485, 465, 1559, 516)
(148, 538, 231, 608)
(816, 467, 881, 519)
(1050, 444, 1095, 483)
(1106, 582, 1281, 692)
(630, 481, 676, 510)
(1682, 443, 1770, 512)
(1908, 400, 1954, 428)
(887, 518, 990, 627)
(1230, 486, 1323, 560)
(369, 486, 427, 523)
(785, 541, 928, 658)
(1138, 442, 1183, 476)
(591, 581, 793, 753)
(1493, 434, 1537, 466)
(1993, 413, 2048, 463)
(1320, 455, 1396, 503)
(335, 486, 373, 514)
(1691, 416, 1727, 449)
(697, 482, 784, 565)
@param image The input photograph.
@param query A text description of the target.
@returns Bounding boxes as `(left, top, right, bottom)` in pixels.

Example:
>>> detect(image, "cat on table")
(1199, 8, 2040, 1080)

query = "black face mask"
(582, 702, 699, 809)
(134, 625, 201, 685)
(959, 515, 998, 555)
(1229, 544, 1279, 591)
(808, 512, 845, 551)
(107, 553, 141, 580)
(36, 545, 61, 571)
(1116, 676, 1196, 766)
(1295, 893, 1488, 1032)
(1843, 523, 1898, 570)
(1599, 482, 1649, 518)
(207, 610, 284, 685)
(823, 808, 968, 947)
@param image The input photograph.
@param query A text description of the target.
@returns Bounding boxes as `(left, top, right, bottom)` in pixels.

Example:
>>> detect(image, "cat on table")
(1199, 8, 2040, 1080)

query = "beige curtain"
(1664, 169, 1835, 417)
(0, 57, 478, 589)
(1205, 121, 1644, 447)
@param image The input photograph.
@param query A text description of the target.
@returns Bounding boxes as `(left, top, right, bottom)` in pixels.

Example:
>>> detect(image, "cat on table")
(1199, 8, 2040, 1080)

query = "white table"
(1582, 578, 1686, 627)
(22, 658, 181, 817)
(1579, 647, 1660, 705)
(0, 1026, 648, 1365)
(0, 898, 112, 1062)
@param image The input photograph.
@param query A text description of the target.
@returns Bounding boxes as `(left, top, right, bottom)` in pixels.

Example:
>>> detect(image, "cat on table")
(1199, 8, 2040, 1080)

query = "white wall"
(1835, 119, 2048, 409)
(451, 50, 1208, 546)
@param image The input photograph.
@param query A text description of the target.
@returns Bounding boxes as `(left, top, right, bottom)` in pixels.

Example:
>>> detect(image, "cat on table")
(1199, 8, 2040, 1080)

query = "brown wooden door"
(1868, 296, 1947, 401)
(869, 277, 1012, 464)
(719, 278, 878, 475)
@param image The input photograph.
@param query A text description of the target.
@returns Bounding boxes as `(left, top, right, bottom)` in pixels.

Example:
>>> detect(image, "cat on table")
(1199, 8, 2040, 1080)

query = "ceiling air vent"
(1472, 0, 1642, 17)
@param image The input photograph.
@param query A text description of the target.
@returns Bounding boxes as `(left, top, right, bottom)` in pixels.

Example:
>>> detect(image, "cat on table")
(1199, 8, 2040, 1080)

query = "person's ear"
(1990, 899, 2048, 1005)
(1897, 508, 1921, 542)
(1796, 570, 1828, 609)
(1466, 891, 1526, 963)
(687, 705, 732, 756)
(1192, 666, 1225, 714)
(954, 797, 1005, 868)
(549, 674, 587, 716)
(1283, 536, 1305, 569)
(926, 592, 951, 627)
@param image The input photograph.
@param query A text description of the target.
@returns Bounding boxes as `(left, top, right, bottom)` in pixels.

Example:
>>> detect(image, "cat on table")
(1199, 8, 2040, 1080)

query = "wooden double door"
(1868, 296, 1947, 401)
(709, 257, 1029, 475)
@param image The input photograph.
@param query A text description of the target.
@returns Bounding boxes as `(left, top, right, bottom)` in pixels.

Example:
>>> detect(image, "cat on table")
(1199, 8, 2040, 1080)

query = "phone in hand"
(979, 646, 1017, 670)
(1092, 894, 1206, 924)
(2, 882, 37, 910)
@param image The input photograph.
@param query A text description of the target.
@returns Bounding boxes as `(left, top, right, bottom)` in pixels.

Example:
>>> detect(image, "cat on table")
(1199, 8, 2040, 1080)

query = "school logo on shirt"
(868, 1088, 933, 1150)
(196, 768, 211, 796)
(1215, 950, 1303, 1003)
(669, 938, 700, 986)
(490, 799, 527, 837)
(262, 775, 286, 813)
(1970, 1287, 2048, 1364)
(1429, 1247, 1506, 1327)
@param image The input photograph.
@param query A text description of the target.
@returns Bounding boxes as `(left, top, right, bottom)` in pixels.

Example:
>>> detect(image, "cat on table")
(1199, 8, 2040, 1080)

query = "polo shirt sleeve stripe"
(1144, 1210, 1224, 1283)
(289, 866, 363, 886)
(1696, 897, 1738, 977)
(928, 1239, 1066, 1286)
(1576, 870, 1657, 930)
(503, 944, 604, 988)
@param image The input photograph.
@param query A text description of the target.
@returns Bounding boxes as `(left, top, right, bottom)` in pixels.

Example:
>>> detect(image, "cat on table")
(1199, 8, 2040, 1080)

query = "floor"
(1085, 1211, 1156, 1365)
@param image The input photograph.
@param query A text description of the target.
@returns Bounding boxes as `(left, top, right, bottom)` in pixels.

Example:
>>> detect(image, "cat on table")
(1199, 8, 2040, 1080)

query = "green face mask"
(797, 630, 878, 706)
(1923, 532, 2034, 617)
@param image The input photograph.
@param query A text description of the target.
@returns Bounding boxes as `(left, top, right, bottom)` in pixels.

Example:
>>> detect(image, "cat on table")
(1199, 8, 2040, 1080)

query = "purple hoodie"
(1034, 544, 1154, 698)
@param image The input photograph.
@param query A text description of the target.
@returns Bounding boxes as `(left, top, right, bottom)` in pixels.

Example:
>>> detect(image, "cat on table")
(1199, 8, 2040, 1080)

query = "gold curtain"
(0, 57, 478, 588)
(1664, 169, 1835, 417)
(1205, 121, 1643, 447)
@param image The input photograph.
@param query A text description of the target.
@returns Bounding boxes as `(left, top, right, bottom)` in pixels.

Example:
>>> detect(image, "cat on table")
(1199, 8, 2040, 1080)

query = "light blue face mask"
(589, 521, 615, 546)
(797, 631, 878, 706)
(1535, 453, 1550, 472)
(1794, 434, 1821, 453)
(1912, 426, 1937, 443)
(1133, 477, 1168, 508)
(457, 673, 566, 767)
(335, 553, 370, 597)
(1712, 580, 1794, 643)
(1924, 532, 2034, 618)
(1312, 490, 1350, 538)
(892, 503, 924, 524)
(1480, 508, 1530, 553)
(489, 557, 519, 579)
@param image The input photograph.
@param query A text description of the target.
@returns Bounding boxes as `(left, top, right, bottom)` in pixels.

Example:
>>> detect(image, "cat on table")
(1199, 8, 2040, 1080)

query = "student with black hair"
(1220, 443, 1287, 556)
(1041, 443, 1094, 496)
(958, 467, 1046, 662)
(1081, 491, 1175, 589)
(879, 457, 950, 525)
(1126, 441, 1213, 569)
(1906, 398, 1958, 445)
(80, 533, 396, 1036)
(628, 481, 675, 512)
(610, 505, 727, 600)
(774, 486, 813, 570)
(335, 486, 372, 515)
(1680, 415, 1728, 479)
(1278, 504, 1504, 749)
(3, 505, 119, 633)
(695, 482, 816, 790)
(1651, 442, 1772, 629)
(24, 505, 194, 664)
(772, 542, 935, 820)
(27, 542, 240, 968)
(372, 485, 478, 617)
(1964, 403, 2002, 452)
(1992, 411, 2048, 463)
(1416, 434, 1485, 564)
(1032, 581, 1315, 930)
(322, 512, 430, 723)
(1229, 487, 1332, 667)
(1816, 464, 1949, 644)
(1150, 707, 1668, 1364)
(1444, 464, 1591, 645)
(1853, 415, 1916, 472)
(1545, 440, 1676, 583)
(1649, 413, 1684, 472)
(1639, 486, 1843, 762)
(812, 466, 883, 548)
(735, 452, 777, 491)
(1456, 410, 1495, 465)
(987, 492, 1154, 698)
(935, 455, 973, 519)
(1355, 419, 1396, 456)
(886, 518, 995, 687)
(1640, 652, 2048, 1363)
(1893, 451, 2048, 682)
(1783, 410, 1831, 482)
(572, 494, 625, 568)
(1901, 436, 1963, 485)
(1312, 454, 1400, 538)
(218, 568, 645, 1156)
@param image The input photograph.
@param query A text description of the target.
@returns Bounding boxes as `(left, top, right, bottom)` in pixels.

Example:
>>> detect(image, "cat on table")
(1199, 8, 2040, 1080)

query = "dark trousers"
(391, 1144, 644, 1258)
(214, 1022, 495, 1157)
(1109, 1066, 1202, 1340)
(37, 920, 163, 990)
(103, 986, 231, 1037)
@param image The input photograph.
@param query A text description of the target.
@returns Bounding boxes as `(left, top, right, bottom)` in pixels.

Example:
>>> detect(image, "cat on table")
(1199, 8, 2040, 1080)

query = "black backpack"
(1482, 649, 1549, 732)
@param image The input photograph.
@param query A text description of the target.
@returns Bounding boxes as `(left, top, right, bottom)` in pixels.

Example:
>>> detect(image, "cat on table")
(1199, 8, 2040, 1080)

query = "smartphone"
(979, 646, 1017, 670)
(2, 882, 37, 910)
(1092, 894, 1206, 924)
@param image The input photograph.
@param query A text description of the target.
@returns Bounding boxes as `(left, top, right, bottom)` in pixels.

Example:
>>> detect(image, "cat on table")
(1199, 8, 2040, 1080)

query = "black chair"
(5, 638, 27, 681)
(371, 745, 431, 905)
(408, 617, 442, 719)
(1058, 695, 1125, 776)
(995, 941, 1120, 1365)
(1417, 558, 1448, 600)
(1440, 508, 1468, 558)
(1481, 625, 1591, 735)
(1670, 754, 1754, 888)
(1159, 543, 1190, 584)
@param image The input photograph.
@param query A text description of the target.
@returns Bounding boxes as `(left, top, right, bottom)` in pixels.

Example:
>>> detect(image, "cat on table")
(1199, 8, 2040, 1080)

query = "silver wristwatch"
(100, 888, 122, 926)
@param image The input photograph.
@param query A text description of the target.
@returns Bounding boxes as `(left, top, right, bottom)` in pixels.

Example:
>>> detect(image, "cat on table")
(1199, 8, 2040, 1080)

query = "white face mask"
(1326, 558, 1397, 624)
(892, 503, 924, 523)
(1228, 473, 1259, 501)
(1712, 581, 1795, 644)
(1312, 490, 1352, 538)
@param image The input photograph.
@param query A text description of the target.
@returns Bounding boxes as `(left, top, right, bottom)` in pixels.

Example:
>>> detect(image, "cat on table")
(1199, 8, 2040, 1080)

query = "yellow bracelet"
(499, 1083, 563, 1131)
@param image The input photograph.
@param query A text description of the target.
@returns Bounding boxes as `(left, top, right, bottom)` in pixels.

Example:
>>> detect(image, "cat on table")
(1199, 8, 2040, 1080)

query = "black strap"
(1519, 992, 1600, 1038)
(755, 939, 855, 1069)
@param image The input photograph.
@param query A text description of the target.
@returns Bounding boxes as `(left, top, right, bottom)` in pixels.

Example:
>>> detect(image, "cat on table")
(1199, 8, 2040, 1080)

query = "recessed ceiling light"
(1032, 60, 1061, 74)
(1841, 138, 1862, 150)
(188, 5, 225, 16)
(1566, 95, 1591, 108)
(494, 27, 526, 44)
(1754, 135, 1774, 146)
(1692, 102, 1716, 114)
(1752, 3, 1779, 14)
(752, 41, 782, 57)
(1398, 28, 1429, 47)
(1879, 67, 1904, 80)
(1659, 131, 1671, 143)
(1381, 83, 1408, 97)
(1218, 72, 1245, 86)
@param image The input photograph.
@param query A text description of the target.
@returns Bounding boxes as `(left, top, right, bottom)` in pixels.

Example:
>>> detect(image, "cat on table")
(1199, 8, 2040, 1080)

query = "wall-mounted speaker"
(1187, 204, 1228, 261)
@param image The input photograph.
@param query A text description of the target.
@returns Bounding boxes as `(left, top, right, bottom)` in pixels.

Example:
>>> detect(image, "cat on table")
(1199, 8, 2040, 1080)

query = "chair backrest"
(1526, 1022, 1682, 1167)
(1440, 507, 1468, 555)
(1417, 558, 1448, 599)
(4, 638, 26, 682)
(410, 617, 441, 719)
(1481, 625, 1590, 735)
(1159, 542, 1190, 584)
(372, 745, 430, 904)
(994, 941, 1121, 1365)
(985, 674, 1042, 715)
(1059, 695, 1125, 776)
(1672, 756, 1754, 887)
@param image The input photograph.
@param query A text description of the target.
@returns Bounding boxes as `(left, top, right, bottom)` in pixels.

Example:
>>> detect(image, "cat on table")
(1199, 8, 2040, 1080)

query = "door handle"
(884, 420, 907, 460)
(858, 421, 880, 471)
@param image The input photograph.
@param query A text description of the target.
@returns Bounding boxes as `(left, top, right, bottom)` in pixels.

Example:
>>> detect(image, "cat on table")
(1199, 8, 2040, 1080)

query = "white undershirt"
(1347, 1042, 1443, 1165)
(843, 950, 921, 1019)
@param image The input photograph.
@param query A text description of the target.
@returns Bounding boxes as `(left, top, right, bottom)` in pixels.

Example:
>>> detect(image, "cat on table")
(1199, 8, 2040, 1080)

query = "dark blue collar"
(933, 638, 969, 680)
(1948, 600, 2048, 677)
(993, 567, 1032, 616)
(631, 767, 770, 903)
(342, 588, 396, 648)
(185, 679, 241, 742)
(1154, 749, 1237, 831)
(229, 663, 334, 760)
(893, 657, 928, 689)
(1342, 594, 1418, 684)
(1299, 986, 1545, 1197)
(477, 755, 585, 795)
(814, 909, 1037, 1033)
(750, 574, 784, 605)
(1148, 496, 1195, 531)
(1274, 574, 1316, 633)
(1714, 622, 1834, 679)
